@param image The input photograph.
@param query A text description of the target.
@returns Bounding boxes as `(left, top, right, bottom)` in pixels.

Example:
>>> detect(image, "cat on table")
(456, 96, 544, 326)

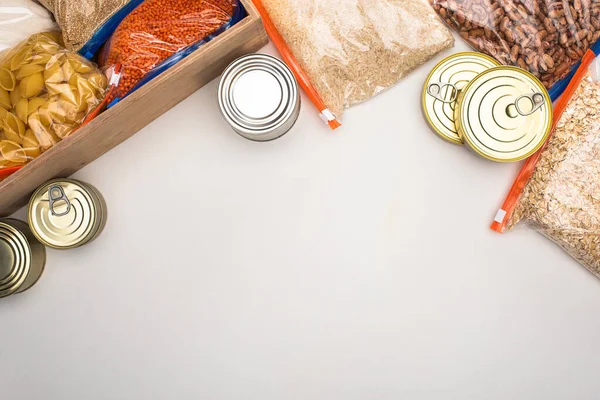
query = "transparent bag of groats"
(493, 51, 600, 278)
(254, 0, 454, 128)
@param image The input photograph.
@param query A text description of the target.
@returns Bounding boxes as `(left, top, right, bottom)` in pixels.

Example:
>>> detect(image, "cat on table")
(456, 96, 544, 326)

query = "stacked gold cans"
(0, 178, 107, 300)
(423, 53, 553, 162)
(0, 219, 46, 299)
(28, 179, 107, 250)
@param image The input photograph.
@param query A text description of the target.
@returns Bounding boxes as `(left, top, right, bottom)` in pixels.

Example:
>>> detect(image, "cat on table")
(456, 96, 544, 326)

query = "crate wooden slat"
(0, 0, 268, 216)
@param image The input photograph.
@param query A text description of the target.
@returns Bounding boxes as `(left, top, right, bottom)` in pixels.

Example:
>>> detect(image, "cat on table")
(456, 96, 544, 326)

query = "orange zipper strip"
(490, 50, 596, 233)
(251, 0, 341, 130)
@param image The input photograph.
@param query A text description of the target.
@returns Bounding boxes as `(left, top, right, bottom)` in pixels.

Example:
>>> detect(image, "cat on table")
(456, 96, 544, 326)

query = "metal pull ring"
(48, 185, 71, 217)
(427, 82, 458, 103)
(514, 93, 545, 116)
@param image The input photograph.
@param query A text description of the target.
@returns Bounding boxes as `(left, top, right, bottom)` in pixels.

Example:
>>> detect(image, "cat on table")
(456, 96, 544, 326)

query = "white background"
(2, 39, 600, 400)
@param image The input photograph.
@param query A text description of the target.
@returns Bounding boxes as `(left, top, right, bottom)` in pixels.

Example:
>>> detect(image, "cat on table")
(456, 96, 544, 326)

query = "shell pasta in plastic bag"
(253, 0, 454, 127)
(99, 0, 242, 104)
(431, 0, 600, 100)
(492, 50, 600, 278)
(0, 33, 108, 172)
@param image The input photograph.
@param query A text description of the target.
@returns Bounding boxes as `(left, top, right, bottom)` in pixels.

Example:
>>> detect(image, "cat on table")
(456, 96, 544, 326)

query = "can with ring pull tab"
(0, 218, 46, 299)
(28, 179, 107, 250)
(456, 66, 553, 162)
(422, 52, 500, 145)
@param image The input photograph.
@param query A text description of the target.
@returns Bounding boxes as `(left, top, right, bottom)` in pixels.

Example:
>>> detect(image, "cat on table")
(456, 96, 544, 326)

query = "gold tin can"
(422, 52, 500, 144)
(28, 179, 107, 250)
(456, 66, 553, 162)
(0, 218, 46, 299)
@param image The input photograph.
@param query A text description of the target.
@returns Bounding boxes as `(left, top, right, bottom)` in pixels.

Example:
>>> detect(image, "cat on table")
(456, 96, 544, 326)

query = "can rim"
(422, 52, 501, 145)
(28, 178, 100, 250)
(218, 53, 300, 141)
(456, 65, 553, 163)
(0, 220, 31, 298)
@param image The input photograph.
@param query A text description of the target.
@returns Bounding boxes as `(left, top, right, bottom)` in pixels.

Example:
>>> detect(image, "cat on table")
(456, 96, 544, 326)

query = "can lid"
(423, 52, 500, 145)
(0, 221, 31, 298)
(456, 66, 553, 162)
(218, 54, 300, 141)
(28, 179, 99, 249)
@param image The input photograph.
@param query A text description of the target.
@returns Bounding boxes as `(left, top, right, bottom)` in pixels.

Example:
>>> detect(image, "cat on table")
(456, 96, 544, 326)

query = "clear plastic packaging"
(98, 0, 242, 105)
(431, 0, 600, 100)
(253, 0, 454, 128)
(492, 50, 600, 277)
(0, 33, 109, 175)
(37, 0, 141, 56)
(0, 0, 58, 53)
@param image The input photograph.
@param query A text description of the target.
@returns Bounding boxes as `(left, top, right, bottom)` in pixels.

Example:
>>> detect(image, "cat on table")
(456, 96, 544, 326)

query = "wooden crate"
(0, 0, 268, 216)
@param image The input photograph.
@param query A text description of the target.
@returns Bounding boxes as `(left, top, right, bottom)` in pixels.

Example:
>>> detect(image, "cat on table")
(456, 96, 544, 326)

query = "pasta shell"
(28, 113, 55, 150)
(27, 97, 46, 115)
(46, 83, 75, 97)
(43, 63, 64, 84)
(53, 123, 74, 139)
(16, 64, 45, 80)
(0, 88, 11, 110)
(88, 73, 107, 90)
(0, 140, 27, 163)
(9, 86, 21, 108)
(4, 111, 25, 136)
(61, 60, 75, 83)
(22, 129, 41, 158)
(20, 73, 44, 98)
(30, 53, 54, 67)
(0, 107, 8, 121)
(3, 127, 22, 145)
(15, 97, 28, 122)
(9, 46, 33, 71)
(0, 68, 16, 91)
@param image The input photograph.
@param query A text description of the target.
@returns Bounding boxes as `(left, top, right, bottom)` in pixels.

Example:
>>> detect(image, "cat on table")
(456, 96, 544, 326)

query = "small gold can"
(0, 218, 46, 299)
(422, 52, 500, 144)
(28, 179, 107, 250)
(456, 66, 553, 162)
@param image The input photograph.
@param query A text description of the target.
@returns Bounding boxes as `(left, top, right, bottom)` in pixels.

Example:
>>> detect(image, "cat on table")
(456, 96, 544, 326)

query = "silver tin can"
(218, 54, 301, 141)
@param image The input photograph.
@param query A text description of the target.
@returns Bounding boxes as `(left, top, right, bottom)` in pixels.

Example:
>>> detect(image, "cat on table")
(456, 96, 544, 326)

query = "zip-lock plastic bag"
(0, 0, 57, 53)
(431, 0, 600, 100)
(99, 0, 242, 106)
(253, 0, 454, 129)
(492, 49, 600, 278)
(37, 0, 143, 57)
(0, 33, 113, 178)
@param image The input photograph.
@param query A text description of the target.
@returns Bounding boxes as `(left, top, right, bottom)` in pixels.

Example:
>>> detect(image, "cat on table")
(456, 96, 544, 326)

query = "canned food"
(0, 218, 46, 299)
(218, 54, 301, 142)
(456, 66, 553, 162)
(423, 52, 500, 144)
(28, 179, 107, 250)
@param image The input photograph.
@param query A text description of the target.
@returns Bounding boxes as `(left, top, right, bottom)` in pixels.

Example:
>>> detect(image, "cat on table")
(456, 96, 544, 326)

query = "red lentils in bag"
(99, 0, 237, 102)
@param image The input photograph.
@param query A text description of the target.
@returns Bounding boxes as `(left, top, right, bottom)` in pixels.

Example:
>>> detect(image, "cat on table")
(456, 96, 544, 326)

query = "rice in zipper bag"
(98, 0, 242, 105)
(253, 0, 454, 128)
(0, 32, 109, 172)
(492, 50, 600, 278)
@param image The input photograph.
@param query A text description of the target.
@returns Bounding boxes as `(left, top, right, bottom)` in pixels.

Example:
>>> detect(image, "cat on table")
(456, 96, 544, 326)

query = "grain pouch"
(253, 0, 454, 128)
(431, 0, 600, 100)
(492, 50, 600, 278)
(37, 0, 142, 57)
(98, 0, 242, 104)
(0, 33, 109, 172)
